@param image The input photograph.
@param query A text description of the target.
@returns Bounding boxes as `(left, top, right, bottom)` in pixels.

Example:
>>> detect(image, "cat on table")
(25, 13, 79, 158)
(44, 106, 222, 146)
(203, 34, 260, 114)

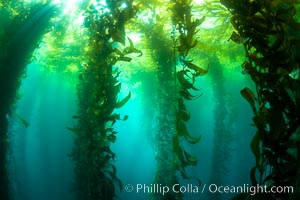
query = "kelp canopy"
(2, 0, 300, 200)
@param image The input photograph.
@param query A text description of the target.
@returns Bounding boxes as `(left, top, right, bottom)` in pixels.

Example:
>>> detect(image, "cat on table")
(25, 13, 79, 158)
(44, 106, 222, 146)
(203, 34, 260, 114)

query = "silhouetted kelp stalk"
(171, 0, 207, 178)
(208, 57, 235, 200)
(69, 1, 139, 199)
(0, 2, 55, 200)
(140, 10, 178, 199)
(137, 1, 204, 199)
(144, 1, 206, 199)
(135, 1, 207, 200)
(220, 0, 300, 199)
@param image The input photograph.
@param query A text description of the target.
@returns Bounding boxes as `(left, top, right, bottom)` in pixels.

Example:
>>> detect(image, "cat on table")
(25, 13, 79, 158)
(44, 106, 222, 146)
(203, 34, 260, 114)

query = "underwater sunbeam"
(11, 3, 56, 47)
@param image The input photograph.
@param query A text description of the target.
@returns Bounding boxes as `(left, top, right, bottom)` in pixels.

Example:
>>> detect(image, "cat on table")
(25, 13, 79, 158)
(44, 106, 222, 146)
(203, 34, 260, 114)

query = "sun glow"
(51, 0, 85, 15)
(194, 0, 205, 3)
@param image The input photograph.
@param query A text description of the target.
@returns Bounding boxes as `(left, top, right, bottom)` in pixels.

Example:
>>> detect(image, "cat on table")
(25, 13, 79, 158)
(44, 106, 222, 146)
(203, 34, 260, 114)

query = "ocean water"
(2, 1, 298, 200)
(6, 61, 256, 200)
(8, 64, 77, 200)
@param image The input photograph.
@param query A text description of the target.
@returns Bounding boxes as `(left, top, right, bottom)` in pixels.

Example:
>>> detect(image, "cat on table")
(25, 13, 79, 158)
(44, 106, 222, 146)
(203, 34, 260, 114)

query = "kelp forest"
(0, 0, 300, 200)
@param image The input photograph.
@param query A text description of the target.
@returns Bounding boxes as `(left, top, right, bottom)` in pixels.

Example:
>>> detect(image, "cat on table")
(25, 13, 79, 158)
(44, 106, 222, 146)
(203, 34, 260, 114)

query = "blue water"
(8, 63, 77, 200)
(7, 60, 256, 200)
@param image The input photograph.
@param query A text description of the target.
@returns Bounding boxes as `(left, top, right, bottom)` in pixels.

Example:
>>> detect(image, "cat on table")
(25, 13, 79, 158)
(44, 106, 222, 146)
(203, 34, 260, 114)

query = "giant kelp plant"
(149, 27, 178, 199)
(0, 2, 55, 199)
(208, 56, 235, 200)
(137, 3, 180, 199)
(133, 0, 206, 199)
(171, 0, 207, 182)
(148, 0, 206, 199)
(221, 0, 300, 199)
(142, 15, 178, 200)
(69, 1, 139, 199)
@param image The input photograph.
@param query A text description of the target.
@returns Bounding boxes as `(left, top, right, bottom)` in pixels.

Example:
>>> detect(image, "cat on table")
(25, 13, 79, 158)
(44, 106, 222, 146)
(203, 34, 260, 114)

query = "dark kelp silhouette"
(142, 12, 179, 200)
(0, 3, 55, 200)
(221, 0, 300, 199)
(171, 0, 205, 182)
(135, 1, 205, 199)
(147, 1, 205, 200)
(69, 1, 138, 199)
(208, 57, 235, 200)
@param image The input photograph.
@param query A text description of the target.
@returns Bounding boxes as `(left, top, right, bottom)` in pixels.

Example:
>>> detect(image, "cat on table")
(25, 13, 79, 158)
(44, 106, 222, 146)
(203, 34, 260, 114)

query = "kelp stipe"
(142, 9, 178, 200)
(208, 57, 235, 200)
(221, 0, 300, 199)
(69, 1, 138, 199)
(171, 0, 206, 176)
(0, 2, 55, 200)
(133, 1, 205, 199)
(165, 0, 205, 198)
